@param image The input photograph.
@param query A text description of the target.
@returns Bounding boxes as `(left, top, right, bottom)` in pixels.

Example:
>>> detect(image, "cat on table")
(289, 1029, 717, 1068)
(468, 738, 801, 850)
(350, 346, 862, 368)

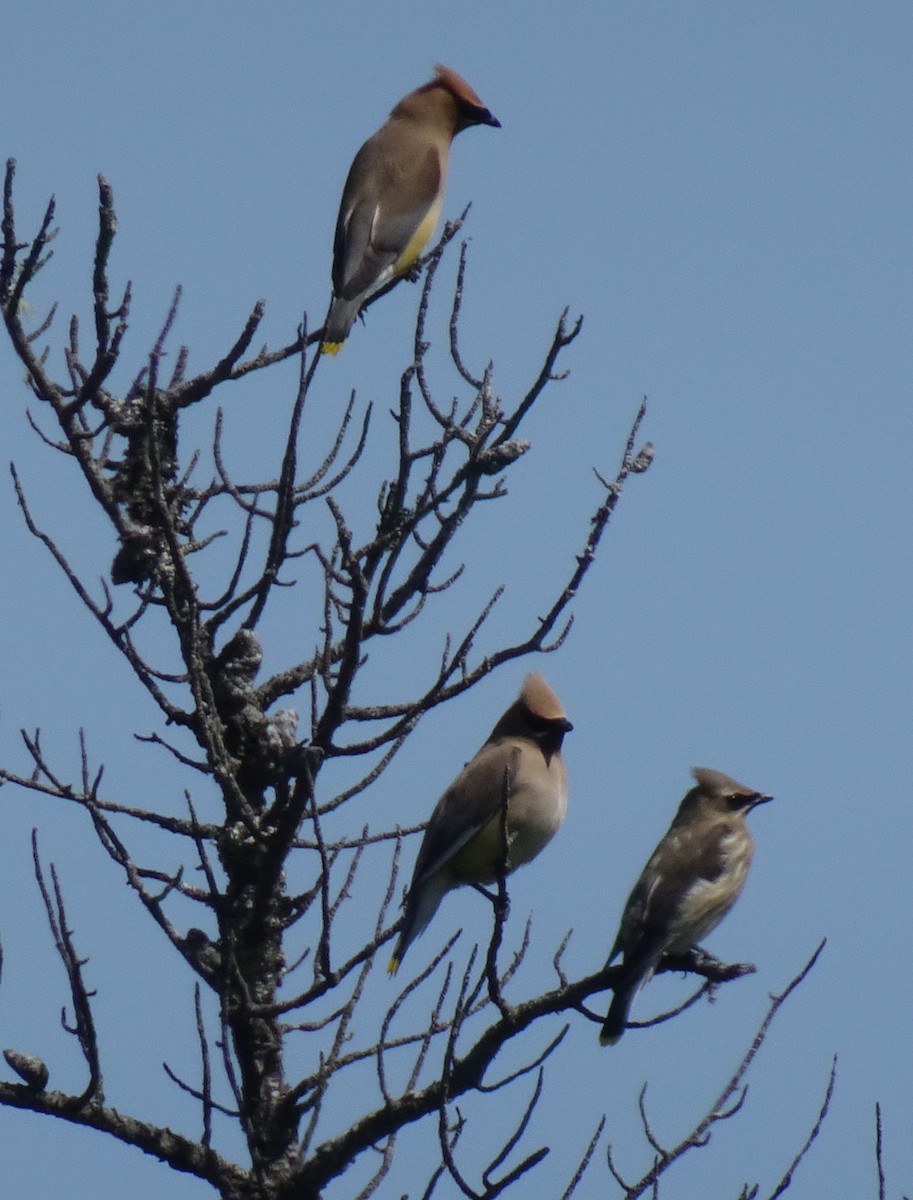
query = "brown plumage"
(388, 672, 572, 974)
(322, 65, 500, 353)
(600, 767, 773, 1045)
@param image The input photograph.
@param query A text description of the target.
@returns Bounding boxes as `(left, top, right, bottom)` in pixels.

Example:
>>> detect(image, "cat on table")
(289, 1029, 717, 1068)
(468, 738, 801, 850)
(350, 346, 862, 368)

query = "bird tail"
(321, 296, 361, 355)
(600, 959, 657, 1045)
(599, 983, 635, 1045)
(387, 900, 416, 973)
(387, 875, 448, 975)
(386, 905, 419, 976)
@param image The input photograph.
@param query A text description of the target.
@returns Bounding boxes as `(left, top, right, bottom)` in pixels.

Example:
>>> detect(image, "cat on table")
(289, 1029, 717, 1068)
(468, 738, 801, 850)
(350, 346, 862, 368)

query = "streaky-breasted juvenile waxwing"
(321, 64, 500, 354)
(388, 672, 572, 974)
(599, 767, 772, 1044)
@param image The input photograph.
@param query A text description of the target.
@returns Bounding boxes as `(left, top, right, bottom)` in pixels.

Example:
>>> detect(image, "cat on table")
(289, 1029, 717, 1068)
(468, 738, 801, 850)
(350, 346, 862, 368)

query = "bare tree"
(0, 160, 828, 1199)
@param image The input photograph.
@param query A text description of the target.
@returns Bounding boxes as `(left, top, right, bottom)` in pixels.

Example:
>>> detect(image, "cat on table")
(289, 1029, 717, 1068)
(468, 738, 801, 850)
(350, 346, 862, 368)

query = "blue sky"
(1, 2, 911, 1196)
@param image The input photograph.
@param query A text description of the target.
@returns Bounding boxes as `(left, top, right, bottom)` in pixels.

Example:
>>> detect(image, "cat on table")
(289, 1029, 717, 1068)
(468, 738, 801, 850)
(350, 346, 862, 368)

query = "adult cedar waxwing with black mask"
(321, 64, 500, 354)
(600, 767, 773, 1045)
(388, 672, 572, 974)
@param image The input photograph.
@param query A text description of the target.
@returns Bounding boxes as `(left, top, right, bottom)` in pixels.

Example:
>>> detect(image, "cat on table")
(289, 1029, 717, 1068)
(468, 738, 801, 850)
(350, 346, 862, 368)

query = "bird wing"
(611, 820, 731, 962)
(333, 140, 442, 300)
(407, 740, 520, 889)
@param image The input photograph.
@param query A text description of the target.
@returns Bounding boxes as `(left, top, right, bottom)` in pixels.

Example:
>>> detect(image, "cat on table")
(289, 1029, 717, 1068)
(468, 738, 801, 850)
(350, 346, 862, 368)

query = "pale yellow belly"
(394, 195, 443, 276)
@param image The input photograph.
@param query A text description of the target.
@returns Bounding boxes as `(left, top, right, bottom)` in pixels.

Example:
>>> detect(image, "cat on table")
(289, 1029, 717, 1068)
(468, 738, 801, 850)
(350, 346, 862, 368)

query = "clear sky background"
(1, 2, 911, 1197)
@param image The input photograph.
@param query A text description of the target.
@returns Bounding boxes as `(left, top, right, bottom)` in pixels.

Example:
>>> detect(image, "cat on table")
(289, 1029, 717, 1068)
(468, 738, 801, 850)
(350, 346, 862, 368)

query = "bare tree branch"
(0, 159, 821, 1200)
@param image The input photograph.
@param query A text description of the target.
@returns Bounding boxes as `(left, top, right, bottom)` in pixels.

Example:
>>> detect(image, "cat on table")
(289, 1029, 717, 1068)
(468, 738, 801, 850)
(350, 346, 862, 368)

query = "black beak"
(749, 792, 774, 811)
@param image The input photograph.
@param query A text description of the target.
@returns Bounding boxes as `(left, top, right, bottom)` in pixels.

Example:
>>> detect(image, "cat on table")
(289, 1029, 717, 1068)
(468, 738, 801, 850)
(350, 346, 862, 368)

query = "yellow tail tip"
(320, 340, 343, 356)
(387, 954, 400, 975)
(599, 1029, 621, 1047)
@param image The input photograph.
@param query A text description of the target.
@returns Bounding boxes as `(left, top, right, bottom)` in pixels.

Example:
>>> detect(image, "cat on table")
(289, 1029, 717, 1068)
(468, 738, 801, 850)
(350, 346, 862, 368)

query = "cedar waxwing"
(388, 672, 572, 974)
(599, 767, 772, 1045)
(321, 64, 500, 354)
